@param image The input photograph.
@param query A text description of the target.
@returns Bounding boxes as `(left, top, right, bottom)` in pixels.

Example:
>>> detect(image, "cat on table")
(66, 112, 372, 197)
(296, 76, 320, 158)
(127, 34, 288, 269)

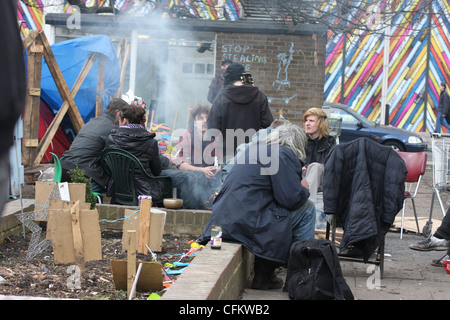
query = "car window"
(328, 107, 360, 128)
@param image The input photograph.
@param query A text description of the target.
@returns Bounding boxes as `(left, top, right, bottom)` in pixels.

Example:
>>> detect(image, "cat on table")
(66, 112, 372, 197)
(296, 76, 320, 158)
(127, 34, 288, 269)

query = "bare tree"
(241, 0, 442, 37)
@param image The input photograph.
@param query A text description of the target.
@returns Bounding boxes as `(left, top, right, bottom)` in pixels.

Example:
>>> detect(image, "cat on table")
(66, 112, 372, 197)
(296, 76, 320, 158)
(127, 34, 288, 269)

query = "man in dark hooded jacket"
(207, 63, 273, 163)
(60, 98, 128, 192)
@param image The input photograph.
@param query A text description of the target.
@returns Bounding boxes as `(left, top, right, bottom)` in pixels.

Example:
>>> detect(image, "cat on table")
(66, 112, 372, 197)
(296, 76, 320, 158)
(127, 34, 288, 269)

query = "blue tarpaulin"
(40, 35, 121, 123)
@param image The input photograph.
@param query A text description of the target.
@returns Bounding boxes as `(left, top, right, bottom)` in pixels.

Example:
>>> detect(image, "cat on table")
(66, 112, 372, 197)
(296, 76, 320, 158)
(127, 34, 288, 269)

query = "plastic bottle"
(210, 225, 222, 249)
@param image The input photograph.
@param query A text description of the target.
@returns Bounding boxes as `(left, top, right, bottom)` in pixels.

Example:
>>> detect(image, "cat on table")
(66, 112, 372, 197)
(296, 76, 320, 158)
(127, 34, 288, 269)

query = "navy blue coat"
(198, 143, 310, 264)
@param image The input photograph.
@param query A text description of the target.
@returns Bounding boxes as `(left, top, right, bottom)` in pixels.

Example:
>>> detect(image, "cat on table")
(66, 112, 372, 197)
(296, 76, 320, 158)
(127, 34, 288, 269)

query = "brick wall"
(216, 32, 327, 125)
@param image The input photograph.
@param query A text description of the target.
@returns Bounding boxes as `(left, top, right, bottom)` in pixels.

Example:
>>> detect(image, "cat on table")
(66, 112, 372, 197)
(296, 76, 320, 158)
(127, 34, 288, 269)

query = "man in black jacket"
(434, 82, 450, 133)
(207, 63, 273, 164)
(60, 98, 128, 192)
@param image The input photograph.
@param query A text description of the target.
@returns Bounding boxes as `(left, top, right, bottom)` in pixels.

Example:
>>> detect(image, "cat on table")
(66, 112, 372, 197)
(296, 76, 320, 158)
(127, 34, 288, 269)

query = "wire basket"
(328, 117, 342, 137)
(432, 137, 450, 188)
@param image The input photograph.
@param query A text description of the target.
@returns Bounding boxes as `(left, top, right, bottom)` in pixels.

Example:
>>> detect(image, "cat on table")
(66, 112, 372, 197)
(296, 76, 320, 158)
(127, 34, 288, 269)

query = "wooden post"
(70, 201, 85, 270)
(127, 230, 137, 299)
(115, 38, 130, 98)
(138, 199, 152, 254)
(96, 54, 105, 117)
(22, 30, 43, 167)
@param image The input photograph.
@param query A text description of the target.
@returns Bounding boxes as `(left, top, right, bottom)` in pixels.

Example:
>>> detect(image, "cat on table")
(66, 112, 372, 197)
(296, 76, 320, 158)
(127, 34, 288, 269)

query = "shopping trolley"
(426, 133, 450, 237)
(328, 117, 342, 144)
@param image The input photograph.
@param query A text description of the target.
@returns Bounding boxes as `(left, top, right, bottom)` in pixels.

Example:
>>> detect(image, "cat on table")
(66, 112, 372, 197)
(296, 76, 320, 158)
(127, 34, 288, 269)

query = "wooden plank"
(127, 230, 137, 299)
(22, 30, 40, 52)
(138, 199, 152, 254)
(111, 260, 163, 292)
(49, 208, 75, 264)
(28, 88, 41, 96)
(23, 139, 39, 147)
(70, 201, 85, 270)
(33, 51, 98, 166)
(22, 37, 43, 167)
(39, 31, 85, 132)
(80, 208, 102, 262)
(149, 210, 165, 252)
(115, 38, 130, 98)
(96, 54, 105, 117)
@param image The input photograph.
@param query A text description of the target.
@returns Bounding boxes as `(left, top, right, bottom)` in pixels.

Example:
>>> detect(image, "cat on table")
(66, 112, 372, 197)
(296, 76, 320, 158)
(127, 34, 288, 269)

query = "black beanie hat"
(223, 63, 245, 86)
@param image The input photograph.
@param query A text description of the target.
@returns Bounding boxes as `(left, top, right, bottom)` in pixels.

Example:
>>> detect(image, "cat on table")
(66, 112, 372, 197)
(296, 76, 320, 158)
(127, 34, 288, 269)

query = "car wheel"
(383, 141, 405, 152)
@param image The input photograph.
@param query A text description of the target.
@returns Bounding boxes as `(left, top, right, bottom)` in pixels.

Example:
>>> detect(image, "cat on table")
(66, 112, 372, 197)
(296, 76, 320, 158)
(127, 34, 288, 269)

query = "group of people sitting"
(59, 62, 337, 291)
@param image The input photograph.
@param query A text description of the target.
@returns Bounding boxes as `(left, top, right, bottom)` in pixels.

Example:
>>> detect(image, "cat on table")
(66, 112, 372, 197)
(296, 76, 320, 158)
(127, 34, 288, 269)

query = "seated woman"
(162, 105, 222, 209)
(105, 104, 164, 203)
(198, 122, 316, 290)
(303, 107, 336, 203)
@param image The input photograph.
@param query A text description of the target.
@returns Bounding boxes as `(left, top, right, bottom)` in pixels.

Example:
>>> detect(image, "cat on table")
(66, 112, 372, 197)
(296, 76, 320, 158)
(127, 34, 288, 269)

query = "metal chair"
(323, 138, 407, 278)
(397, 151, 428, 239)
(100, 148, 172, 206)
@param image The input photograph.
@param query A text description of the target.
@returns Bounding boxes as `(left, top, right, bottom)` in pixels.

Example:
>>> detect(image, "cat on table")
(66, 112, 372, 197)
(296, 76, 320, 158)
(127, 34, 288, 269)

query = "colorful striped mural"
(17, 0, 44, 37)
(324, 0, 450, 133)
(17, 0, 450, 132)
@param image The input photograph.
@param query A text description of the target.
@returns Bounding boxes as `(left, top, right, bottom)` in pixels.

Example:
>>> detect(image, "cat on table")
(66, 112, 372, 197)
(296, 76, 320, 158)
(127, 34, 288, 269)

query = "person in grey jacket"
(60, 98, 128, 192)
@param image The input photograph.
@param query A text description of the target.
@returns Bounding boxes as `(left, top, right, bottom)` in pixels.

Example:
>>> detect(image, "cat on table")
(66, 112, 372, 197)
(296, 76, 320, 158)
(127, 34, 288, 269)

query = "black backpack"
(285, 239, 354, 300)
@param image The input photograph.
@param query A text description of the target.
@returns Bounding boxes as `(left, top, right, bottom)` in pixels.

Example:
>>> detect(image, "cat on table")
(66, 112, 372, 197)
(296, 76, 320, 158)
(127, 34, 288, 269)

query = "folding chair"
(322, 138, 407, 279)
(325, 215, 385, 278)
(397, 152, 428, 239)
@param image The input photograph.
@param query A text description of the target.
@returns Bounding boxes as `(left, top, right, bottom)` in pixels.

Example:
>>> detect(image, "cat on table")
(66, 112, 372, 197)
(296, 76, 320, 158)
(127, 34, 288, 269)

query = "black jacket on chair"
(323, 138, 407, 262)
(105, 127, 163, 202)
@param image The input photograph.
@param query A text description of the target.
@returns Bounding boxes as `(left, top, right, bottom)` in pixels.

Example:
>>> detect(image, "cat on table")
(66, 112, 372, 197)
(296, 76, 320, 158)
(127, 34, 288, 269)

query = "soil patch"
(0, 230, 197, 300)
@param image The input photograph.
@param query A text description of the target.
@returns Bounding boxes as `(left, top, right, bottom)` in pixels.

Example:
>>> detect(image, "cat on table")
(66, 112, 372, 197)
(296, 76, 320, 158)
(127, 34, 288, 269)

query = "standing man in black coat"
(207, 63, 273, 164)
(434, 82, 450, 134)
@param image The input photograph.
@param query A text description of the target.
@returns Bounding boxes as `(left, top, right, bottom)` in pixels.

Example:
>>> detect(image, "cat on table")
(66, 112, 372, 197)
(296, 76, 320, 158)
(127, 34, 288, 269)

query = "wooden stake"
(127, 230, 137, 299)
(138, 199, 152, 254)
(149, 110, 154, 132)
(170, 111, 178, 146)
(95, 54, 105, 117)
(186, 105, 190, 129)
(70, 201, 84, 270)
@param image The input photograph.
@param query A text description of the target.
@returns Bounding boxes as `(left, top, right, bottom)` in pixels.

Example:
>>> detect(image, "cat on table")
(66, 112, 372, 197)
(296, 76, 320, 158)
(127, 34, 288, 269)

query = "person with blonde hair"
(303, 107, 336, 202)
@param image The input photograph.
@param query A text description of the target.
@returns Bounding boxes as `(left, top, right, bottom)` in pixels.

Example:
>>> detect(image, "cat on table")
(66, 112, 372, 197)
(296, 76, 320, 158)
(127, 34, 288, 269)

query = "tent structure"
(22, 33, 122, 166)
(40, 34, 121, 123)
